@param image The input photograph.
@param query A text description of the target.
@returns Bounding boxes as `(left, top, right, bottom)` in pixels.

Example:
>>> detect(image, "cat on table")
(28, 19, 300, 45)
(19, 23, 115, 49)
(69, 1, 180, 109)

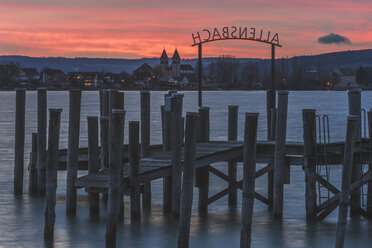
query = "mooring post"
(347, 88, 361, 217)
(268, 108, 277, 209)
(44, 108, 62, 242)
(335, 116, 358, 248)
(177, 112, 199, 248)
(14, 88, 26, 195)
(273, 91, 288, 220)
(302, 109, 317, 221)
(105, 109, 125, 247)
(171, 93, 184, 217)
(37, 88, 47, 194)
(163, 94, 173, 213)
(100, 117, 109, 170)
(228, 105, 239, 207)
(140, 90, 152, 208)
(196, 106, 210, 213)
(240, 113, 259, 248)
(66, 89, 82, 216)
(88, 116, 100, 217)
(28, 133, 38, 195)
(367, 111, 372, 218)
(129, 121, 141, 221)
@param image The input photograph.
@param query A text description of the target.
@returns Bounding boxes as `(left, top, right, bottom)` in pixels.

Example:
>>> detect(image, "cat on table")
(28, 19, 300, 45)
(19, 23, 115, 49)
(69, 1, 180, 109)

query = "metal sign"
(191, 26, 281, 47)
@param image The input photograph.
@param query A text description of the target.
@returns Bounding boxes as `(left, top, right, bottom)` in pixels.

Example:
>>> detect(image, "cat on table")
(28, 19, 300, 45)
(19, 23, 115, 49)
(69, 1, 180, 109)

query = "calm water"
(1, 90, 372, 247)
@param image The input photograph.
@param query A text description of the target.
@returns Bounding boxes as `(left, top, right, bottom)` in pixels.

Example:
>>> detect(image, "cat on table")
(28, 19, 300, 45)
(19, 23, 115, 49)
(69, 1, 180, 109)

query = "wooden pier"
(17, 89, 372, 248)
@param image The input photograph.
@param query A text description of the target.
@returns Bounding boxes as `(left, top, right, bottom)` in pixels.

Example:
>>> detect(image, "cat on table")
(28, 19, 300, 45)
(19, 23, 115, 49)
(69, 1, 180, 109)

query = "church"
(159, 48, 194, 87)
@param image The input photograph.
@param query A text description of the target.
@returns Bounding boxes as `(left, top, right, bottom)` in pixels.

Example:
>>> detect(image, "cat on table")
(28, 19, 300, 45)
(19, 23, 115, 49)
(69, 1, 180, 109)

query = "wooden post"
(302, 109, 317, 221)
(66, 89, 82, 216)
(196, 106, 210, 213)
(273, 90, 288, 220)
(335, 116, 358, 248)
(163, 94, 173, 212)
(105, 109, 125, 247)
(228, 105, 238, 207)
(88, 116, 100, 217)
(44, 108, 62, 242)
(268, 108, 276, 209)
(129, 121, 141, 221)
(177, 112, 198, 248)
(347, 89, 361, 217)
(14, 88, 26, 195)
(100, 117, 109, 169)
(37, 88, 47, 194)
(198, 43, 202, 107)
(367, 111, 372, 218)
(140, 90, 151, 208)
(240, 113, 259, 248)
(28, 133, 38, 195)
(171, 93, 184, 217)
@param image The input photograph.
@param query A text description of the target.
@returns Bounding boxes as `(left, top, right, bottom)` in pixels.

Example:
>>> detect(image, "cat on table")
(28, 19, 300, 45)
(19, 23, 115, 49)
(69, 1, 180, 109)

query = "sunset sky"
(0, 0, 371, 59)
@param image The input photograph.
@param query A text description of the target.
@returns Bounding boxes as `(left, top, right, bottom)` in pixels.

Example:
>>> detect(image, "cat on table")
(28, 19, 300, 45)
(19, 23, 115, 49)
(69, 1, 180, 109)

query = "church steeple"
(160, 49, 169, 71)
(172, 49, 181, 77)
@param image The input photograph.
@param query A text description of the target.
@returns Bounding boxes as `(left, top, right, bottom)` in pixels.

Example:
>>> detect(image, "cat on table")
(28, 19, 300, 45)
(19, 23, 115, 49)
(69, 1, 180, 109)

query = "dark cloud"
(318, 33, 351, 44)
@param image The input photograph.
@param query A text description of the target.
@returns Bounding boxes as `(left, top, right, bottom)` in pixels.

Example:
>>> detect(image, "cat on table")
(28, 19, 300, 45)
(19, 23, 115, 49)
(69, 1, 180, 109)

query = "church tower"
(171, 49, 180, 77)
(160, 49, 169, 72)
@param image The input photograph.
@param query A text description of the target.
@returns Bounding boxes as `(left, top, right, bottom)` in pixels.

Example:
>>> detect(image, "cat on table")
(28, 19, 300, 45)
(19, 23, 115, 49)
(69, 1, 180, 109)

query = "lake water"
(1, 90, 372, 247)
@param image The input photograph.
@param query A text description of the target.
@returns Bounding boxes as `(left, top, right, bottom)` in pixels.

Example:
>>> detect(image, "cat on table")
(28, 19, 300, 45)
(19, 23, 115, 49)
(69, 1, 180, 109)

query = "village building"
(330, 67, 357, 88)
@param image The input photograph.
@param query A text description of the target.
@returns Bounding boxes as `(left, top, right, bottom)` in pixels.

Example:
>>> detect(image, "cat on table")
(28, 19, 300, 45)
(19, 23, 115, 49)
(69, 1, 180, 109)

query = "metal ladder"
(361, 108, 368, 207)
(315, 114, 331, 205)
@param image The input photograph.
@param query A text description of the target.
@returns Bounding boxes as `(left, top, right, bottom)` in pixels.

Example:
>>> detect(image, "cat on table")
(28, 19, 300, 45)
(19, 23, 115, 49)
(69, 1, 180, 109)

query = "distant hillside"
(0, 49, 371, 74)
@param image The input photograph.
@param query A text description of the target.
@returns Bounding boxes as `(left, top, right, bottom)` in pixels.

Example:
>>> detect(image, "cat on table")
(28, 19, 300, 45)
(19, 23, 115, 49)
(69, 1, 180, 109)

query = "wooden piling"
(268, 108, 276, 209)
(240, 113, 259, 248)
(347, 88, 361, 217)
(171, 93, 184, 217)
(28, 133, 38, 195)
(129, 121, 141, 221)
(163, 95, 173, 212)
(44, 108, 62, 242)
(273, 91, 288, 220)
(37, 88, 47, 194)
(14, 88, 26, 195)
(196, 106, 210, 213)
(88, 116, 100, 217)
(66, 89, 82, 216)
(140, 90, 151, 208)
(302, 109, 317, 221)
(177, 112, 199, 248)
(367, 111, 372, 218)
(105, 109, 125, 247)
(335, 116, 358, 248)
(100, 117, 109, 169)
(228, 105, 238, 207)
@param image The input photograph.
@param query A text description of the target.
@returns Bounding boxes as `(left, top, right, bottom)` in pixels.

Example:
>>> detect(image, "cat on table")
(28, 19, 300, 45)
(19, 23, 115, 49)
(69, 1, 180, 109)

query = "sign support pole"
(198, 43, 202, 107)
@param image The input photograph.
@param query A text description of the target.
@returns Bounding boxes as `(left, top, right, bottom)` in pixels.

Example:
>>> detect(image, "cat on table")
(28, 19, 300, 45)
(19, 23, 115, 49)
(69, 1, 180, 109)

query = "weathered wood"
(273, 91, 288, 219)
(28, 133, 38, 195)
(66, 89, 82, 216)
(171, 93, 184, 217)
(163, 94, 173, 212)
(105, 109, 125, 247)
(268, 108, 276, 210)
(348, 88, 361, 217)
(367, 111, 372, 218)
(303, 109, 317, 221)
(37, 88, 47, 194)
(335, 115, 358, 248)
(196, 106, 210, 213)
(88, 116, 100, 217)
(177, 112, 198, 248)
(240, 113, 259, 248)
(100, 89, 110, 171)
(140, 90, 151, 208)
(228, 105, 238, 207)
(14, 88, 26, 195)
(44, 108, 62, 242)
(129, 121, 141, 221)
